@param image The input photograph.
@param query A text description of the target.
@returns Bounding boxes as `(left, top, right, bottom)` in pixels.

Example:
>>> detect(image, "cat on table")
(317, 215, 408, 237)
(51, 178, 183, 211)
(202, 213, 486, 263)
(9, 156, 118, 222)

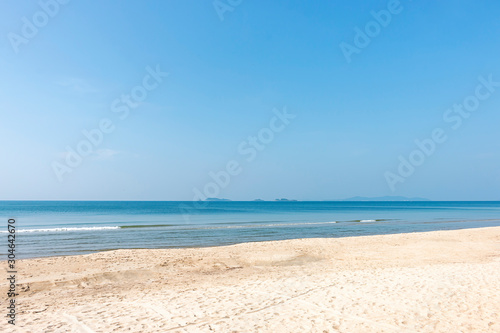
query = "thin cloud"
(92, 149, 120, 160)
(57, 78, 99, 94)
(56, 149, 121, 161)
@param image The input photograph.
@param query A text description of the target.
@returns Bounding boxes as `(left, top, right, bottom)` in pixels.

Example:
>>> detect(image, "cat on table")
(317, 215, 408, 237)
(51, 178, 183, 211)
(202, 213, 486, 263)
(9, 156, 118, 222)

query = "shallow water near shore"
(1, 201, 499, 259)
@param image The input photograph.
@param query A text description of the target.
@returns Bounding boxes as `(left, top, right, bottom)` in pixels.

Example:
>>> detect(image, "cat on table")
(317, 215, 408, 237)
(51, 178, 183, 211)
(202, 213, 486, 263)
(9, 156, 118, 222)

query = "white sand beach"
(3, 227, 500, 332)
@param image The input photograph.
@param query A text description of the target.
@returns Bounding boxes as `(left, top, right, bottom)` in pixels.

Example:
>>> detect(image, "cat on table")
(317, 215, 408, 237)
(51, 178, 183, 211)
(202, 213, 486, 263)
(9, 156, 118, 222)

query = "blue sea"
(2, 201, 500, 259)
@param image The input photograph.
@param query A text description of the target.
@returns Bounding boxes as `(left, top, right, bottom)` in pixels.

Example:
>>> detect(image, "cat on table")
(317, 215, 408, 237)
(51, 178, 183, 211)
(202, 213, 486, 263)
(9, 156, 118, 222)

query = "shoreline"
(13, 223, 500, 260)
(13, 225, 500, 267)
(3, 226, 500, 332)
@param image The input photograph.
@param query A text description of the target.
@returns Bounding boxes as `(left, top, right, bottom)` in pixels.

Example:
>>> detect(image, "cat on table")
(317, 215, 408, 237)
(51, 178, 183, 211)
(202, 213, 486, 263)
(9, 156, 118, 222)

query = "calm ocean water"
(2, 201, 500, 259)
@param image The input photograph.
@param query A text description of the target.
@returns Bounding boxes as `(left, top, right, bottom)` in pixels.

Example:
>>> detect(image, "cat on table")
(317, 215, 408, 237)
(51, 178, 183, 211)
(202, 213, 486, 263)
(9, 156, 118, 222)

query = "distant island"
(205, 198, 231, 201)
(341, 196, 430, 202)
(204, 196, 429, 202)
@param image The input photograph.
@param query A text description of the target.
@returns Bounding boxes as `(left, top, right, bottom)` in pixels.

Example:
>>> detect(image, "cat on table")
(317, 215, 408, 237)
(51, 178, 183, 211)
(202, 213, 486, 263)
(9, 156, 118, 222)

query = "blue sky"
(1, 0, 499, 200)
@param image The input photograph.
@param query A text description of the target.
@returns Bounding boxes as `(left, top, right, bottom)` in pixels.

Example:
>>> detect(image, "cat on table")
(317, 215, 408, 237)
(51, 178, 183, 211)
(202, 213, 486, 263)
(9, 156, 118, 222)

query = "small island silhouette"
(203, 196, 429, 202)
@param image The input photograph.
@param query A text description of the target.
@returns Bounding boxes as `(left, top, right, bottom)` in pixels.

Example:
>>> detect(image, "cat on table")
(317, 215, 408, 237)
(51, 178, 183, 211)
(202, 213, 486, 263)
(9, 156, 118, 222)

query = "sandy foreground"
(2, 227, 500, 333)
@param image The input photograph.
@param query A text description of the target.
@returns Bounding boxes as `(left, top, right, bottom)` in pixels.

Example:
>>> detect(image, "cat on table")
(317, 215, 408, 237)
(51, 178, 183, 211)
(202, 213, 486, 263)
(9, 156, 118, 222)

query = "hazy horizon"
(2, 197, 500, 202)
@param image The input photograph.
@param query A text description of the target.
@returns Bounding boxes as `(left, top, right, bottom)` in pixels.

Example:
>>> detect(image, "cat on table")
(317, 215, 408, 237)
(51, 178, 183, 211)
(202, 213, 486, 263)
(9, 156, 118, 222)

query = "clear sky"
(1, 0, 499, 201)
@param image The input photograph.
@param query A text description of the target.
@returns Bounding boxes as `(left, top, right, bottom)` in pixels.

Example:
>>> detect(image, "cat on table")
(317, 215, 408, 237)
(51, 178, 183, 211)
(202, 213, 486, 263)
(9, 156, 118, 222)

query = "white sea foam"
(0, 226, 120, 233)
(359, 220, 376, 222)
(203, 221, 337, 230)
(261, 221, 337, 227)
(1, 221, 339, 233)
